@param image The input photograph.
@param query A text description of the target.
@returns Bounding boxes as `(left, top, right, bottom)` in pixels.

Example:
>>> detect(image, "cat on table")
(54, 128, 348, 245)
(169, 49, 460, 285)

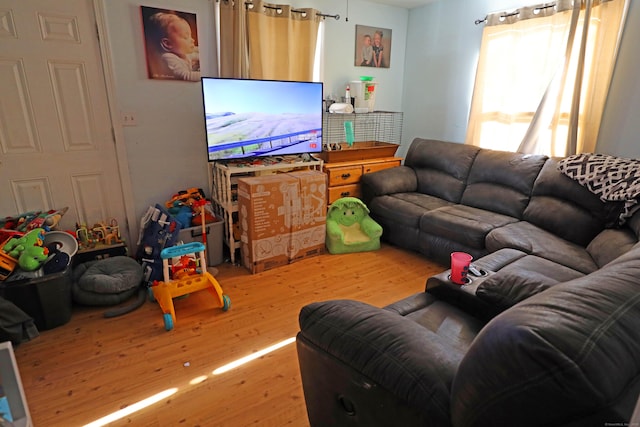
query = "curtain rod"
(475, 3, 555, 25)
(237, 1, 339, 20)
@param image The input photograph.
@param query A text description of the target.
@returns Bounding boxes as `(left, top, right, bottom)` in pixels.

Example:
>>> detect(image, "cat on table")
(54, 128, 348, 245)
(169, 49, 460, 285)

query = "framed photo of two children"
(355, 25, 392, 68)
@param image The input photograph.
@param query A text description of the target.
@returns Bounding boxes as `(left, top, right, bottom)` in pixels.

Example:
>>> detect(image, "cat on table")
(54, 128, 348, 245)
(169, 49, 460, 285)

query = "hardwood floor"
(13, 244, 445, 427)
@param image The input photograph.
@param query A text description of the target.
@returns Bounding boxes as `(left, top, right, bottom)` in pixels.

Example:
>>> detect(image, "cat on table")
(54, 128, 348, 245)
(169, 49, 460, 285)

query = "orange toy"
(150, 242, 230, 331)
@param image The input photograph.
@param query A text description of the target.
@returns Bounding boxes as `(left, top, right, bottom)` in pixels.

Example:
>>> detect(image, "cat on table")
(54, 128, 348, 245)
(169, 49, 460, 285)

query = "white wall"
(102, 0, 217, 242)
(102, 0, 640, 244)
(297, 0, 409, 112)
(401, 0, 640, 159)
(101, 0, 408, 242)
(595, 0, 640, 158)
(400, 0, 527, 158)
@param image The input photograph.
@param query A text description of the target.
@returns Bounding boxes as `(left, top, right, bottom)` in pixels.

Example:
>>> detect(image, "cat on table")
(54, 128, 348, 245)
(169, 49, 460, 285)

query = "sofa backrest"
(461, 150, 547, 218)
(523, 158, 616, 246)
(403, 140, 621, 247)
(404, 138, 480, 203)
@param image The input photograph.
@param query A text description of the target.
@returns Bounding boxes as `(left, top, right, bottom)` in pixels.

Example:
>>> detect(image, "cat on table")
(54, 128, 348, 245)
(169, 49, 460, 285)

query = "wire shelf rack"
(322, 111, 403, 146)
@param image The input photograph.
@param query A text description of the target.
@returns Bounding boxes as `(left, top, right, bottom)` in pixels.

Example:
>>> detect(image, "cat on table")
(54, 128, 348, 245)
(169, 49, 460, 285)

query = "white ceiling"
(364, 0, 436, 9)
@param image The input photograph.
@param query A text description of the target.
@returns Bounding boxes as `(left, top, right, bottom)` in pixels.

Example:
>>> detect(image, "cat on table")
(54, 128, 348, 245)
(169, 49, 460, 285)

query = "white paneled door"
(0, 0, 127, 236)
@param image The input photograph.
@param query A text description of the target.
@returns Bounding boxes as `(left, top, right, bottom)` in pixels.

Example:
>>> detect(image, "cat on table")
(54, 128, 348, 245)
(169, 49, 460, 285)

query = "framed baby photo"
(355, 25, 392, 69)
(141, 6, 201, 81)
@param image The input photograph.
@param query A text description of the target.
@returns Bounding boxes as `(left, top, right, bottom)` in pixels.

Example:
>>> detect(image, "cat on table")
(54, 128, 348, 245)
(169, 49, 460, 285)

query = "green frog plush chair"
(326, 197, 383, 254)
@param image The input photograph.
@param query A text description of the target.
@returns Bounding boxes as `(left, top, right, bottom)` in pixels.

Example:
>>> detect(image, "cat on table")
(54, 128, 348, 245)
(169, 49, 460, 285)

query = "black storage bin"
(0, 266, 73, 330)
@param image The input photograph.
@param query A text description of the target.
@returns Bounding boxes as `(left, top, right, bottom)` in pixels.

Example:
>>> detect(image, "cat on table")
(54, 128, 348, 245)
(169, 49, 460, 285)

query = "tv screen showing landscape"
(201, 78, 323, 162)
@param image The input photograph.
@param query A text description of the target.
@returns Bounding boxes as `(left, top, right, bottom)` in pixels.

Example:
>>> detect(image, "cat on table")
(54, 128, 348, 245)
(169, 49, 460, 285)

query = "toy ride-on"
(150, 241, 230, 331)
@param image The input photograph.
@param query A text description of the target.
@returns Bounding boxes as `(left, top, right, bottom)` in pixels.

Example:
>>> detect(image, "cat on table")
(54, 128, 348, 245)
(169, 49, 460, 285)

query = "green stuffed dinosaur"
(2, 228, 50, 271)
(17, 245, 50, 271)
(326, 197, 382, 254)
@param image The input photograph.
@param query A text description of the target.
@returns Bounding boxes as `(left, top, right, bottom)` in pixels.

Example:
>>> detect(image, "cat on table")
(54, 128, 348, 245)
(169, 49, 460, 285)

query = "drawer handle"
(341, 191, 351, 197)
(341, 173, 351, 179)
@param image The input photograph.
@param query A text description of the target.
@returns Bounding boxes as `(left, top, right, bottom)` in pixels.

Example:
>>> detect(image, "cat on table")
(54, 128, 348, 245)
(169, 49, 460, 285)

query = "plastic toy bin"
(178, 219, 224, 266)
(0, 266, 73, 331)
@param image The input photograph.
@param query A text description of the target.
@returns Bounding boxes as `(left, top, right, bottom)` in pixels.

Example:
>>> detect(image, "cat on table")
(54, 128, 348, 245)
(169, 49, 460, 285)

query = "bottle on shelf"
(343, 85, 354, 110)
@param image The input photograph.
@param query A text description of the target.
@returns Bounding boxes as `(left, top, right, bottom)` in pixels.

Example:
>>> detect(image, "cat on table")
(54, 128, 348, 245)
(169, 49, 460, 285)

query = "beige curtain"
(465, 0, 628, 156)
(219, 0, 321, 81)
(219, 0, 249, 78)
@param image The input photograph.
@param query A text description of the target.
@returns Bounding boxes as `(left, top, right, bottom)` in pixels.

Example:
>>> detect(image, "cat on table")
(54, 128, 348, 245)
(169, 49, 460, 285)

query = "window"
(466, 0, 628, 156)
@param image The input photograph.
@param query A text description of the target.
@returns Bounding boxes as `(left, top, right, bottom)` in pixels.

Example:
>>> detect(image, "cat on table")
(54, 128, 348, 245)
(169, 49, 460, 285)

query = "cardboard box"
(238, 171, 327, 274)
(287, 170, 327, 263)
(238, 174, 298, 274)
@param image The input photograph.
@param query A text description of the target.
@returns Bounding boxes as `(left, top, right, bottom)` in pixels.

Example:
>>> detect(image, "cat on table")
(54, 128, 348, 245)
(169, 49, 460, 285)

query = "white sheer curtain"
(218, 0, 322, 81)
(466, 0, 629, 156)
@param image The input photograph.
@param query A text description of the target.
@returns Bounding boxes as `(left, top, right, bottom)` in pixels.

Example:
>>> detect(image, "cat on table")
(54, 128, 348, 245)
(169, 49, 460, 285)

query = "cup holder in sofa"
(447, 274, 473, 285)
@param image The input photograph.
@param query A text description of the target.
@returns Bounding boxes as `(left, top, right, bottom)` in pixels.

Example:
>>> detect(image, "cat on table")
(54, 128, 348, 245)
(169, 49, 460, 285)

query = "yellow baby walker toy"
(150, 241, 230, 331)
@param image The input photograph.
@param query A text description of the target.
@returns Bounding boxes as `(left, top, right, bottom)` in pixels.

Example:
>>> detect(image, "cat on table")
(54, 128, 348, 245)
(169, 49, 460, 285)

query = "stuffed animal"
(1, 228, 50, 271)
(325, 197, 382, 254)
(168, 204, 193, 228)
(17, 245, 50, 271)
(2, 228, 45, 258)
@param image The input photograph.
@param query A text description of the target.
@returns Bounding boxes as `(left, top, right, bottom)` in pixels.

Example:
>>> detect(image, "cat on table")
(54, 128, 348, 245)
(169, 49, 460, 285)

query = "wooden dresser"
(323, 157, 402, 205)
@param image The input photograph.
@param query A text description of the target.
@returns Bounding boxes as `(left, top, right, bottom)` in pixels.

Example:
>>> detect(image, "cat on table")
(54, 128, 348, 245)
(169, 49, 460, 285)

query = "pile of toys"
(0, 208, 68, 242)
(164, 187, 217, 228)
(73, 219, 123, 251)
(135, 188, 229, 331)
(136, 188, 219, 288)
(0, 208, 73, 281)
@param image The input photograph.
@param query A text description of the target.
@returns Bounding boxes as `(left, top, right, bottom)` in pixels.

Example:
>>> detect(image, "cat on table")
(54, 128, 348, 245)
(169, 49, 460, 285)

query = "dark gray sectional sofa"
(296, 138, 640, 426)
(362, 138, 626, 271)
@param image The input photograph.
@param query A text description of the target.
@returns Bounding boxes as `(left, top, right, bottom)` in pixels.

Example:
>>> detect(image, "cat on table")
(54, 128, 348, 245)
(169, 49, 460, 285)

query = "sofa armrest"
(297, 299, 469, 426)
(451, 255, 640, 426)
(361, 165, 418, 203)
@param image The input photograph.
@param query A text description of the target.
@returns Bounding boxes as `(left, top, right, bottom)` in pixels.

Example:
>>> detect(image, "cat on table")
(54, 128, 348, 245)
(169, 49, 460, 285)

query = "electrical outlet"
(121, 112, 138, 126)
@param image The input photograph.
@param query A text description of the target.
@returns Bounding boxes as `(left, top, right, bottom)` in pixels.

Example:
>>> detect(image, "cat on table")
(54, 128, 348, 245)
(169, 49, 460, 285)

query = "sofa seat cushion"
(369, 193, 455, 251)
(384, 293, 485, 352)
(298, 297, 484, 426)
(486, 221, 598, 274)
(420, 205, 519, 249)
(369, 193, 453, 229)
(475, 255, 585, 311)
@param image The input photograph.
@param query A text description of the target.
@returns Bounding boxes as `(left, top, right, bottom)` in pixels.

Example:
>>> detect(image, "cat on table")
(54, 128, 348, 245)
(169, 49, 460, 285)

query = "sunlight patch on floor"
(82, 336, 297, 426)
(82, 388, 178, 427)
(212, 336, 297, 375)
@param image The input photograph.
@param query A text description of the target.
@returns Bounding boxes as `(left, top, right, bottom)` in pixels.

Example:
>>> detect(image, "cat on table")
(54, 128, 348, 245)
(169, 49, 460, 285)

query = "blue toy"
(136, 204, 182, 286)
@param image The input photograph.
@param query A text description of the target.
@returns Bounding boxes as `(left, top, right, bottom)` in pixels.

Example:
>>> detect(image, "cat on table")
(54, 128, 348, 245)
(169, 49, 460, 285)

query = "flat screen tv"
(201, 77, 323, 162)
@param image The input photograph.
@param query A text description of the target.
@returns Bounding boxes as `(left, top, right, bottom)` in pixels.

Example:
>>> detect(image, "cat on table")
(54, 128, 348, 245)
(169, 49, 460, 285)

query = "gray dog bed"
(72, 256, 143, 308)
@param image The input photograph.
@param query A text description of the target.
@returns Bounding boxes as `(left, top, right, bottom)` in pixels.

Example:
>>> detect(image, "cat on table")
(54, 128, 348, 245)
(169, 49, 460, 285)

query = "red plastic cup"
(450, 252, 473, 285)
